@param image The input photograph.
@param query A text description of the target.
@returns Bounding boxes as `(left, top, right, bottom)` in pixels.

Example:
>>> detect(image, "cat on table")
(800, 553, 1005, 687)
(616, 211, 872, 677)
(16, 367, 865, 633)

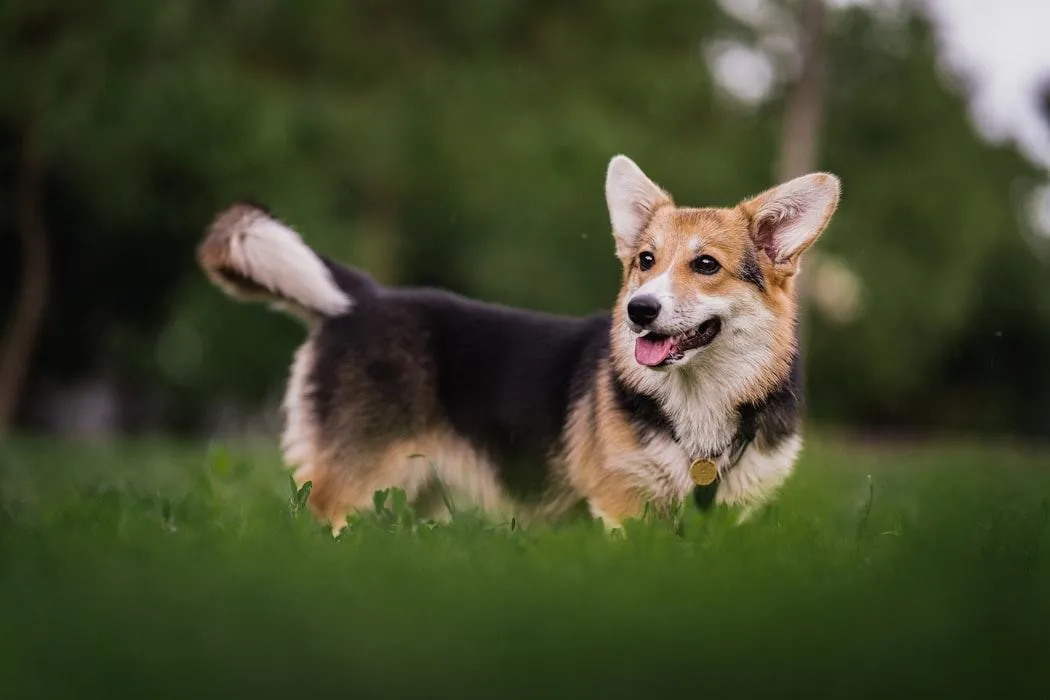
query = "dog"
(197, 155, 840, 531)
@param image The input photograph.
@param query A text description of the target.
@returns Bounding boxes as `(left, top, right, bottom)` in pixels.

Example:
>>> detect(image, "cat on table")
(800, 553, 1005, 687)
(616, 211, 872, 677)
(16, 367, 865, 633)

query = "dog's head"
(605, 155, 840, 393)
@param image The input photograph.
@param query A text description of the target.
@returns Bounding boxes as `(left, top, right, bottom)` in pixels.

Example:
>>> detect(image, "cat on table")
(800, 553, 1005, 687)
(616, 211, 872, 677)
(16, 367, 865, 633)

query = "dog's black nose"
(627, 295, 661, 326)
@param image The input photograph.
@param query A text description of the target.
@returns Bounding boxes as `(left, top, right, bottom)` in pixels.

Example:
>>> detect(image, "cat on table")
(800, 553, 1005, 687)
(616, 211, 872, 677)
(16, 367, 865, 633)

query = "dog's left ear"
(605, 155, 673, 259)
(742, 172, 841, 277)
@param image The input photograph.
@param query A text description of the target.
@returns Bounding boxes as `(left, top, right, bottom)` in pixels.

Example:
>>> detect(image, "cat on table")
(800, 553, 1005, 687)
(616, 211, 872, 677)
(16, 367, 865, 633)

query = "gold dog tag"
(689, 459, 719, 486)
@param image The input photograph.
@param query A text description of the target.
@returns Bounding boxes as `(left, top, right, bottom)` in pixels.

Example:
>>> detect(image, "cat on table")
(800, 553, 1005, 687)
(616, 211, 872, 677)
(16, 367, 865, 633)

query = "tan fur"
(300, 428, 514, 534)
(562, 363, 651, 524)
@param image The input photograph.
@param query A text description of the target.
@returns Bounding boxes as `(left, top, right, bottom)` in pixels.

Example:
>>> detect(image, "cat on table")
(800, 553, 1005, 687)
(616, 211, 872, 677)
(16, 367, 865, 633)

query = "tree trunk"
(777, 0, 828, 392)
(777, 0, 827, 183)
(0, 121, 50, 432)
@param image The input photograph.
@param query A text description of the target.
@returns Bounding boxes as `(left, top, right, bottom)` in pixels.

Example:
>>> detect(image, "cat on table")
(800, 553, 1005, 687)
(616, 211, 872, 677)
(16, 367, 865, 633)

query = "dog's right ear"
(741, 172, 841, 279)
(604, 155, 673, 258)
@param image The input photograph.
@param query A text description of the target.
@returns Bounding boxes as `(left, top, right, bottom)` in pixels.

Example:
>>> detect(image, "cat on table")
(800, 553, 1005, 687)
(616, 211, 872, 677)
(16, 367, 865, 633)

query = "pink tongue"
(635, 335, 675, 366)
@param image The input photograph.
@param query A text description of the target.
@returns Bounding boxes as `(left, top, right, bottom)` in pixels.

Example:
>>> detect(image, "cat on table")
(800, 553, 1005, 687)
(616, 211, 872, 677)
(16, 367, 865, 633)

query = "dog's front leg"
(585, 486, 647, 533)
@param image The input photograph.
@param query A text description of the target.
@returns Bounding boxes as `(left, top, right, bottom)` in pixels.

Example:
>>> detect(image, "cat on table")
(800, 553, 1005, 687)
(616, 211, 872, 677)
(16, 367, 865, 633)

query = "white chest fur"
(609, 358, 803, 512)
(717, 433, 802, 515)
(621, 430, 801, 516)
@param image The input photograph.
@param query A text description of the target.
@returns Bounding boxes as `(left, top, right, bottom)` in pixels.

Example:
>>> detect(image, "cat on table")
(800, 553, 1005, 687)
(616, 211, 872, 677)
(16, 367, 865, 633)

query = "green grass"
(2, 435, 1049, 699)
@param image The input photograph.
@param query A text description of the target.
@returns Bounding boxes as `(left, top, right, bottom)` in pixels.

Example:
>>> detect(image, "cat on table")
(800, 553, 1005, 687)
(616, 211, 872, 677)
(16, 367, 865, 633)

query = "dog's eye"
(691, 255, 721, 275)
(638, 252, 656, 271)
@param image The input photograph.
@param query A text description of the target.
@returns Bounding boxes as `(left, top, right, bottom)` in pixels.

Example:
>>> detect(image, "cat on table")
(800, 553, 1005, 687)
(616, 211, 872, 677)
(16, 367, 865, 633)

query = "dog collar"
(691, 405, 758, 511)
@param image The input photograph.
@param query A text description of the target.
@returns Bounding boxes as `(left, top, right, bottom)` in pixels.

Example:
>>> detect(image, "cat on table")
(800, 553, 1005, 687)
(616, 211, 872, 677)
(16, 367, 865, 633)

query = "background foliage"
(1, 0, 1049, 438)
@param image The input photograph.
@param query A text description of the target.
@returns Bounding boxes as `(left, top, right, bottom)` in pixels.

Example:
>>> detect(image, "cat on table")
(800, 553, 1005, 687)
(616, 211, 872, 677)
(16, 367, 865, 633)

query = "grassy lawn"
(1, 435, 1048, 699)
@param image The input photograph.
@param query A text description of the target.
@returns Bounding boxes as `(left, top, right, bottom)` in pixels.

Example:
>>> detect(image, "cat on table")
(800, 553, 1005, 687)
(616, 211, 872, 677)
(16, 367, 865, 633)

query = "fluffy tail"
(196, 202, 353, 322)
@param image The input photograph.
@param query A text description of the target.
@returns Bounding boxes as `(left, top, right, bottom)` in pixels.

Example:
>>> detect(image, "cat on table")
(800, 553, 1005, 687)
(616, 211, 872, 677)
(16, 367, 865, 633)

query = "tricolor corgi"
(197, 155, 840, 531)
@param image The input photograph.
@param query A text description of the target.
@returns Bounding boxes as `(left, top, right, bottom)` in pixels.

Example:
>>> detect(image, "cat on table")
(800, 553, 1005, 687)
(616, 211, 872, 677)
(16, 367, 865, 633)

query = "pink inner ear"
(754, 203, 807, 264)
(754, 214, 782, 263)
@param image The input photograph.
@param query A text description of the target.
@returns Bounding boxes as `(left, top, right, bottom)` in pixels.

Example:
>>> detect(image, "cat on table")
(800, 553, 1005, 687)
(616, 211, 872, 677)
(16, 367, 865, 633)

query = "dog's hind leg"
(302, 443, 435, 535)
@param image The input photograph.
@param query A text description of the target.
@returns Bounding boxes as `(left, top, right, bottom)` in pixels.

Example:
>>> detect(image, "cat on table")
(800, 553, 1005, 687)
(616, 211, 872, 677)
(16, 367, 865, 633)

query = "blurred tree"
(0, 6, 54, 430)
(0, 0, 1047, 438)
(768, 0, 831, 393)
(0, 119, 47, 431)
(777, 0, 828, 182)
(810, 9, 1050, 437)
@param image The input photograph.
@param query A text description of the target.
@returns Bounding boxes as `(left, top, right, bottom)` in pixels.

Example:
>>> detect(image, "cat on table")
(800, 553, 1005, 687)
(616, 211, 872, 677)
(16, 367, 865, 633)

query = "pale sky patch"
(715, 0, 1050, 234)
(921, 0, 1050, 171)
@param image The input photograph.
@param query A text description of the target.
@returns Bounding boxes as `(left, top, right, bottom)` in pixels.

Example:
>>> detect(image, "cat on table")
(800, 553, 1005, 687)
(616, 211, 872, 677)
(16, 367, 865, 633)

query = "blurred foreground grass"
(1, 435, 1048, 699)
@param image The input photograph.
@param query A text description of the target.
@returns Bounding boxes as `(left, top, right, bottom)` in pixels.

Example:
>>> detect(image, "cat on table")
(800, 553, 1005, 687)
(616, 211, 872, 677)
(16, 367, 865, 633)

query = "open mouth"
(634, 317, 722, 368)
